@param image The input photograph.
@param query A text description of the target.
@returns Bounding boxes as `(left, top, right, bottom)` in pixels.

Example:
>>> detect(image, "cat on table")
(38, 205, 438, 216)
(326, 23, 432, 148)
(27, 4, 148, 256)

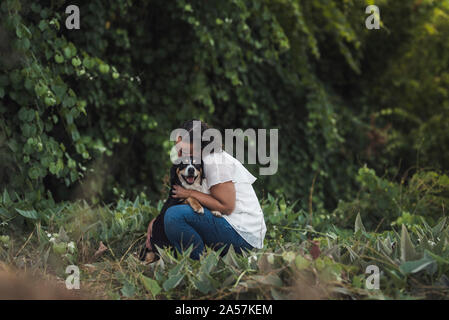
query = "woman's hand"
(172, 185, 192, 199)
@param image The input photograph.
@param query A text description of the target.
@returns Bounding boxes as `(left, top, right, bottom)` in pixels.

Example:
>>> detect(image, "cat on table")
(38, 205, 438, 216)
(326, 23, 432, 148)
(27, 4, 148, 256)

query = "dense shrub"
(2, 0, 447, 211)
(333, 167, 449, 230)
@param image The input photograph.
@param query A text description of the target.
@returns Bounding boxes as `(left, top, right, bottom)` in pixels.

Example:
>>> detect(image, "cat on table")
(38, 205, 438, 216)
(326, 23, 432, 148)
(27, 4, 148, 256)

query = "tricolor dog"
(173, 156, 222, 217)
(139, 156, 222, 263)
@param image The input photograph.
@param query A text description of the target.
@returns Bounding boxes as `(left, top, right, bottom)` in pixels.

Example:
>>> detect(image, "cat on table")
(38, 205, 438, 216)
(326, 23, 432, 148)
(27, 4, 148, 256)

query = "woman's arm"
(172, 181, 236, 215)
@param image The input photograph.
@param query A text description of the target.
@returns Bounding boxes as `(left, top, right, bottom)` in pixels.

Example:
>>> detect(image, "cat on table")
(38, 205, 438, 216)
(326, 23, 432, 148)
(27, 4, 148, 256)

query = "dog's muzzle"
(182, 165, 197, 185)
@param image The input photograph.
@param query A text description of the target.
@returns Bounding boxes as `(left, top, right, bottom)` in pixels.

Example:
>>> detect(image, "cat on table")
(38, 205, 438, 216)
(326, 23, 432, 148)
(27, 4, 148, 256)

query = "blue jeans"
(164, 204, 253, 260)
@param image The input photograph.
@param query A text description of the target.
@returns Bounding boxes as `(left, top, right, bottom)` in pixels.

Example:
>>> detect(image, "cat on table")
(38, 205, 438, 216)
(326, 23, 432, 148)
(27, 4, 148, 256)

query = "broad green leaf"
(38, 20, 47, 31)
(163, 273, 184, 291)
(63, 96, 76, 108)
(52, 84, 67, 100)
(400, 255, 436, 275)
(432, 217, 446, 237)
(193, 275, 214, 294)
(120, 281, 136, 298)
(15, 208, 38, 220)
(355, 212, 366, 233)
(380, 237, 393, 255)
(401, 224, 418, 262)
(425, 250, 449, 265)
(223, 245, 239, 268)
(200, 252, 218, 275)
(82, 57, 95, 69)
(168, 261, 184, 277)
(2, 189, 11, 205)
(63, 47, 72, 58)
(140, 274, 161, 297)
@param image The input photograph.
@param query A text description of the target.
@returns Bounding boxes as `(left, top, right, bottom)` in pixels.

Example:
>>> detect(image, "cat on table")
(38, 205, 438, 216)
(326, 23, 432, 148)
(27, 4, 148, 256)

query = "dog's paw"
(143, 251, 158, 264)
(186, 197, 204, 215)
(212, 210, 223, 217)
(195, 206, 205, 215)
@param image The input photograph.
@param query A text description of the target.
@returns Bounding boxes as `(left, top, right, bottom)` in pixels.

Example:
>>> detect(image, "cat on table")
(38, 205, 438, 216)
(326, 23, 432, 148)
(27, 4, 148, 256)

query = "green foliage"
(333, 167, 449, 230)
(2, 169, 448, 299)
(1, 0, 449, 300)
(0, 0, 127, 202)
(365, 1, 449, 173)
(0, 0, 406, 208)
(0, 0, 449, 219)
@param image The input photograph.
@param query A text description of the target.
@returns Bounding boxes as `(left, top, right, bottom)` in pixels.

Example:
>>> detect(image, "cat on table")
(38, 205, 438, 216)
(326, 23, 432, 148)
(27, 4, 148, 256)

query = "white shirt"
(202, 151, 266, 249)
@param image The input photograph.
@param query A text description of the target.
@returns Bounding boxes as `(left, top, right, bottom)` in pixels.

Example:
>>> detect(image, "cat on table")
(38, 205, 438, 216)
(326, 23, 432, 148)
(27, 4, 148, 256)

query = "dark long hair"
(180, 119, 221, 153)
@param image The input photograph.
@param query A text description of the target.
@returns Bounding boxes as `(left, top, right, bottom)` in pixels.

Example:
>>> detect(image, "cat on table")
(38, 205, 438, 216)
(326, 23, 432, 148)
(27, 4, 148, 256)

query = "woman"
(146, 120, 266, 260)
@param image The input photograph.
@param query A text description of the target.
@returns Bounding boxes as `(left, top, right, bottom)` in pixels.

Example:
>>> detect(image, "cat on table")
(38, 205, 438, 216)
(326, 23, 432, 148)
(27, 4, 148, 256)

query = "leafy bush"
(1, 0, 441, 211)
(333, 167, 449, 230)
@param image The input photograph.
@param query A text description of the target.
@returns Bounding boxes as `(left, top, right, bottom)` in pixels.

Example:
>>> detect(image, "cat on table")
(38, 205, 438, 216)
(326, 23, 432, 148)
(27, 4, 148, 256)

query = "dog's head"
(175, 156, 204, 188)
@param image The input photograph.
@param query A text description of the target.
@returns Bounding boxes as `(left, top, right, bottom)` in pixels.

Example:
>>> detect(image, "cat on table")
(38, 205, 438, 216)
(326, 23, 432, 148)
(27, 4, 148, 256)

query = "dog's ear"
(170, 165, 179, 185)
(199, 168, 204, 185)
(200, 161, 205, 185)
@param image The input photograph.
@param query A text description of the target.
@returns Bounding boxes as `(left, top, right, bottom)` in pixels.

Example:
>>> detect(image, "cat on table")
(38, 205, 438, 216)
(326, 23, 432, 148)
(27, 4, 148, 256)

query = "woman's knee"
(164, 205, 193, 232)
